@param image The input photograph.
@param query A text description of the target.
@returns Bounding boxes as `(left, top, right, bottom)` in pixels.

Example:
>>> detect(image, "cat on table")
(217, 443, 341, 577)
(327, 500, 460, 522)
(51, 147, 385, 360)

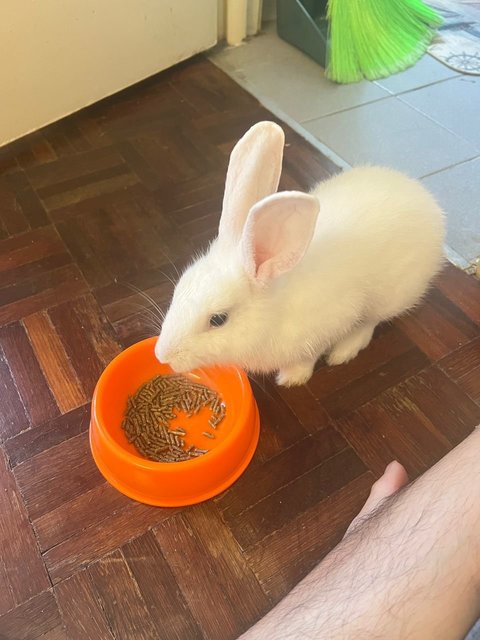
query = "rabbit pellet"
(122, 374, 226, 462)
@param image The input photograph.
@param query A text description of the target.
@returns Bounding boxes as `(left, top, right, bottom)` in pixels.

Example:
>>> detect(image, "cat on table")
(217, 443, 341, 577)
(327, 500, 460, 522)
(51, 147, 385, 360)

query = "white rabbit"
(155, 121, 445, 386)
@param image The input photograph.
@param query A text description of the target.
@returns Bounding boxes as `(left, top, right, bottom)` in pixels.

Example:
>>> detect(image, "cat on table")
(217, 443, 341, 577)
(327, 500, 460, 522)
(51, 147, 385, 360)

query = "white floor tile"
(211, 25, 480, 264)
(303, 97, 478, 178)
(209, 26, 389, 123)
(399, 76, 480, 151)
(375, 54, 458, 94)
(422, 158, 480, 263)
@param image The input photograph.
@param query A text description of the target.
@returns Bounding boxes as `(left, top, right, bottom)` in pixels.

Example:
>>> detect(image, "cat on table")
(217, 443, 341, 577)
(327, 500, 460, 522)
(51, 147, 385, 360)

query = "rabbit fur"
(155, 121, 445, 386)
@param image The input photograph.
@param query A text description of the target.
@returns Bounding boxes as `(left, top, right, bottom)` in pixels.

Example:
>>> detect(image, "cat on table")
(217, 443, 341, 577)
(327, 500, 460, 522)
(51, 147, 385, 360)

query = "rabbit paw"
(276, 362, 314, 387)
(327, 323, 375, 366)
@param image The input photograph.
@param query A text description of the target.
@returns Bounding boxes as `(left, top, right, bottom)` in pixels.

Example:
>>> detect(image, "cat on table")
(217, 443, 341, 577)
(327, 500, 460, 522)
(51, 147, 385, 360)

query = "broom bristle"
(326, 0, 362, 83)
(403, 0, 443, 28)
(326, 0, 443, 83)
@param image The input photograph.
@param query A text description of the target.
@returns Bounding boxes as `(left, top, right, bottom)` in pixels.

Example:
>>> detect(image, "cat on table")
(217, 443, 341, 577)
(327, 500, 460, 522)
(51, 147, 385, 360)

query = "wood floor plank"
(34, 481, 134, 552)
(88, 550, 157, 640)
(55, 570, 115, 640)
(55, 192, 191, 289)
(439, 337, 480, 404)
(98, 277, 174, 325)
(436, 263, 480, 325)
(339, 366, 480, 478)
(0, 174, 30, 237)
(336, 409, 424, 479)
(40, 167, 139, 211)
(155, 504, 271, 640)
(133, 128, 222, 190)
(360, 392, 452, 475)
(40, 624, 69, 640)
(1, 252, 72, 292)
(216, 428, 347, 520)
(309, 322, 414, 398)
(273, 382, 331, 433)
(245, 473, 374, 600)
(0, 450, 50, 615)
(53, 218, 111, 289)
(282, 135, 340, 188)
(117, 139, 164, 191)
(171, 58, 258, 115)
(26, 146, 127, 190)
(157, 172, 224, 215)
(44, 121, 94, 157)
(4, 171, 48, 228)
(400, 367, 480, 446)
(99, 82, 195, 143)
(334, 368, 479, 480)
(49, 182, 146, 225)
(250, 379, 307, 463)
(320, 347, 429, 419)
(14, 432, 103, 521)
(194, 106, 271, 150)
(226, 447, 367, 549)
(165, 194, 220, 228)
(4, 404, 90, 467)
(0, 322, 58, 427)
(48, 299, 110, 397)
(19, 133, 58, 167)
(0, 264, 88, 326)
(398, 287, 479, 360)
(0, 347, 29, 441)
(23, 311, 87, 413)
(0, 226, 65, 276)
(112, 310, 160, 348)
(0, 590, 61, 640)
(69, 295, 120, 366)
(13, 132, 57, 170)
(43, 500, 174, 583)
(0, 150, 19, 177)
(123, 532, 204, 640)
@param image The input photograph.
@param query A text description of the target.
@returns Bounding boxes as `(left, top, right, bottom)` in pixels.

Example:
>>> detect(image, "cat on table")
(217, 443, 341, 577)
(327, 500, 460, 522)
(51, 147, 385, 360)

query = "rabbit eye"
(209, 312, 228, 328)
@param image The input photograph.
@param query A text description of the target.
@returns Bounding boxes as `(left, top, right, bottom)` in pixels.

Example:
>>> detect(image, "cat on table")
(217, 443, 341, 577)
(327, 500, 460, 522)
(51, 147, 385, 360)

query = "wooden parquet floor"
(1, 56, 480, 640)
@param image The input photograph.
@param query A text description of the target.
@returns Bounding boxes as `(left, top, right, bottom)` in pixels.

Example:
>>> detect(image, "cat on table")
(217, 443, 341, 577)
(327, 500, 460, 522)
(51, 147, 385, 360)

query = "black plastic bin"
(276, 0, 329, 68)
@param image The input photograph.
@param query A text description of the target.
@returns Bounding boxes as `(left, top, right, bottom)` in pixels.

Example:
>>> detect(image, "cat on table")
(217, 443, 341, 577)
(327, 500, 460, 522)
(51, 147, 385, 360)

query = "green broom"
(326, 0, 443, 83)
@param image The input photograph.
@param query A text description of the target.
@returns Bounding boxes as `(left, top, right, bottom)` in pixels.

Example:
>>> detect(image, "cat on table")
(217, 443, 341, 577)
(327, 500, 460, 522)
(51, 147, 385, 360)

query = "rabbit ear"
(219, 121, 285, 244)
(241, 191, 319, 284)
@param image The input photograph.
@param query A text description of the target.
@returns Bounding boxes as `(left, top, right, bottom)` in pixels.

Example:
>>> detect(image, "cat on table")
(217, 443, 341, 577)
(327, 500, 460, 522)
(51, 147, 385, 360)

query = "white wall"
(0, 0, 217, 146)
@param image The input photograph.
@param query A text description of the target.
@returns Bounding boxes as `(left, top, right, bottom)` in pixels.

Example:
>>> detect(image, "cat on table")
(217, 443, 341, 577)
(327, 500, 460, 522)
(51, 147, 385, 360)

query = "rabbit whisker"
(120, 282, 166, 323)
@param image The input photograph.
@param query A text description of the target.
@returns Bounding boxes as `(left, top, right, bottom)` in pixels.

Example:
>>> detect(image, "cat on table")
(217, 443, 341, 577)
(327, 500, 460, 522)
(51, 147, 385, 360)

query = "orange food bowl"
(89, 337, 260, 507)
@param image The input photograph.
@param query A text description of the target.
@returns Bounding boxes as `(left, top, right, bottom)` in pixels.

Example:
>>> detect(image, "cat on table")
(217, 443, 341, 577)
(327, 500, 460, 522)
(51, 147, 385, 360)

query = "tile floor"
(210, 21, 480, 270)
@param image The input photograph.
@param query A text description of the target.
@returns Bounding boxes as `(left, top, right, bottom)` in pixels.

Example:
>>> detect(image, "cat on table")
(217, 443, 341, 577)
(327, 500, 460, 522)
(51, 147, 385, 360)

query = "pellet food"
(122, 374, 226, 462)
